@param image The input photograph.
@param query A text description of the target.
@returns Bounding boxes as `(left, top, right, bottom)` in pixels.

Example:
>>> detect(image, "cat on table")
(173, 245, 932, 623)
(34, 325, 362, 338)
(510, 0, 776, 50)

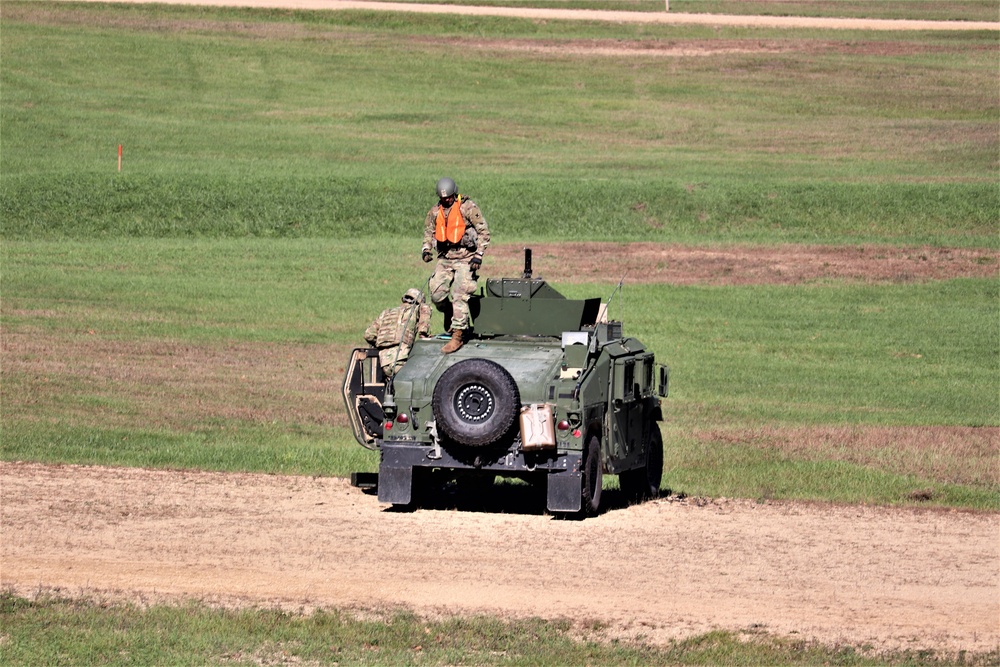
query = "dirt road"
(3, 461, 997, 654)
(60, 0, 1000, 31)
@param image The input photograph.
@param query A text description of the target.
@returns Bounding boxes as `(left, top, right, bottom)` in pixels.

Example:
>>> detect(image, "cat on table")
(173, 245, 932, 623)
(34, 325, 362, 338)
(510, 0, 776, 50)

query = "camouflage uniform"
(364, 289, 432, 378)
(421, 196, 490, 331)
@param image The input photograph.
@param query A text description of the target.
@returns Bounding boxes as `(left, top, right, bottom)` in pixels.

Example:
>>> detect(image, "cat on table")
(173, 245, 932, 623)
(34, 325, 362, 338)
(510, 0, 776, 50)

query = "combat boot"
(441, 329, 464, 354)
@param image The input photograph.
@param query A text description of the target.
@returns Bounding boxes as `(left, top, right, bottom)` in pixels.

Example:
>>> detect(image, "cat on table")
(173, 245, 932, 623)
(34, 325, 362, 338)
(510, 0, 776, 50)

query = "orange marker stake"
(118, 144, 122, 172)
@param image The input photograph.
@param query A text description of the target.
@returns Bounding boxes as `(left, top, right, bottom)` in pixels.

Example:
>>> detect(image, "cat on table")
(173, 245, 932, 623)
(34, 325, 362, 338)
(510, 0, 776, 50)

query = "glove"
(469, 256, 482, 272)
(422, 250, 433, 263)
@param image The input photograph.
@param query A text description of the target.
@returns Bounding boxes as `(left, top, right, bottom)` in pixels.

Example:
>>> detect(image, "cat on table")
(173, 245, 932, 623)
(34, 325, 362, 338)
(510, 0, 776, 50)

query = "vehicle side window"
(621, 360, 635, 400)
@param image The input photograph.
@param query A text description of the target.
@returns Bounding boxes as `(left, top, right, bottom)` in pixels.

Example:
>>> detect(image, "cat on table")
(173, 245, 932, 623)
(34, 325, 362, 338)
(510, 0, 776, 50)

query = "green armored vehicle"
(343, 250, 669, 515)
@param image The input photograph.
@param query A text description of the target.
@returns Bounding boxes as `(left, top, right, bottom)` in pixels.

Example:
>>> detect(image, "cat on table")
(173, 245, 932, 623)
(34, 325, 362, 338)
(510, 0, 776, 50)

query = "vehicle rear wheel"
(432, 358, 520, 447)
(581, 435, 603, 516)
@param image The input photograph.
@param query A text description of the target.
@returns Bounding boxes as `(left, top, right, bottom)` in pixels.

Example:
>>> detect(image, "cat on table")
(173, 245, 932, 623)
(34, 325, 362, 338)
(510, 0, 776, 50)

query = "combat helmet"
(402, 288, 424, 304)
(436, 177, 457, 199)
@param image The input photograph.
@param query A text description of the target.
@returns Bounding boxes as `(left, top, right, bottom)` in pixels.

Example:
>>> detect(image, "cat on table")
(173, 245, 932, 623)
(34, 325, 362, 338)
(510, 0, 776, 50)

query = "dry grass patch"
(1, 4, 334, 39)
(8, 5, 995, 59)
(3, 329, 352, 432)
(694, 424, 999, 487)
(487, 243, 999, 285)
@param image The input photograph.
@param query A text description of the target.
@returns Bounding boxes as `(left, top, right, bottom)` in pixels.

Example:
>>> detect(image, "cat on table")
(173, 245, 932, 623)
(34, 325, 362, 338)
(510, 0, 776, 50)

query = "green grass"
(1, 3, 997, 659)
(5, 241, 997, 425)
(354, 0, 1000, 22)
(3, 593, 992, 666)
(640, 279, 999, 427)
(2, 3, 997, 245)
(3, 239, 997, 509)
(658, 438, 999, 508)
(4, 172, 996, 245)
(0, 422, 379, 477)
(1, 4, 997, 507)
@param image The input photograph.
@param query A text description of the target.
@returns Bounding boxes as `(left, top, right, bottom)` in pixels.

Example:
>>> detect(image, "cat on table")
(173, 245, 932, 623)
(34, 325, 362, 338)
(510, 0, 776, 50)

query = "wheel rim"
(454, 383, 495, 423)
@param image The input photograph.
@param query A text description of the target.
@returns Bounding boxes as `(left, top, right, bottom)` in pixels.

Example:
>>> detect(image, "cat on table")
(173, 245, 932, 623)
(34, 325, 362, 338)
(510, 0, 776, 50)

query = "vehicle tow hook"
(426, 420, 442, 460)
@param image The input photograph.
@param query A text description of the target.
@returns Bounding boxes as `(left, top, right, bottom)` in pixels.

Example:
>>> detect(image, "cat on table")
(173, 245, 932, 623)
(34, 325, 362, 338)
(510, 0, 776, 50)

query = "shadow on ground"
(368, 471, 665, 518)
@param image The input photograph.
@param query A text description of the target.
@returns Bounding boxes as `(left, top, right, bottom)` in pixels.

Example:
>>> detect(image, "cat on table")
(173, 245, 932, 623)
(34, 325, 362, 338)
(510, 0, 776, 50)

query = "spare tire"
(432, 358, 520, 447)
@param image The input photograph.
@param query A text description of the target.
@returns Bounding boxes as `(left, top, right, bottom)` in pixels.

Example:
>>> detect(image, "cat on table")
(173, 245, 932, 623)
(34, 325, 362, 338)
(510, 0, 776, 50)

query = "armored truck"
(342, 251, 669, 516)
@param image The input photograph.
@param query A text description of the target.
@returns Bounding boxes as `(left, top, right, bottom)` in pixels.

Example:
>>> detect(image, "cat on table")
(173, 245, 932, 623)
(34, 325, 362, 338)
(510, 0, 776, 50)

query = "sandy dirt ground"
(3, 461, 998, 655)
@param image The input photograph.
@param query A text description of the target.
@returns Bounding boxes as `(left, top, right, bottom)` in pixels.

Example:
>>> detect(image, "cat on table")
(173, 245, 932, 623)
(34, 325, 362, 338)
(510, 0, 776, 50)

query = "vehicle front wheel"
(581, 435, 603, 516)
(644, 425, 664, 498)
(619, 424, 663, 503)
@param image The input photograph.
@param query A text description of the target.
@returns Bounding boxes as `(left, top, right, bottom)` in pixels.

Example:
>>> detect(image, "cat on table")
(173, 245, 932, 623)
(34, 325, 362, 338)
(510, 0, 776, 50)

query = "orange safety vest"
(434, 196, 465, 244)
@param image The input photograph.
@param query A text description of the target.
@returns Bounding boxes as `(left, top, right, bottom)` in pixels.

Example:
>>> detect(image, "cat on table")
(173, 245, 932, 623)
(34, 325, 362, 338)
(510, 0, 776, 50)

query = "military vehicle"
(342, 250, 669, 516)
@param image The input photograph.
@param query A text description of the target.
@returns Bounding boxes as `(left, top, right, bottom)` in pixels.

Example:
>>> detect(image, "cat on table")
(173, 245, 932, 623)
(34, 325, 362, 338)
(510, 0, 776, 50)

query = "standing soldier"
(421, 177, 490, 354)
(364, 288, 432, 379)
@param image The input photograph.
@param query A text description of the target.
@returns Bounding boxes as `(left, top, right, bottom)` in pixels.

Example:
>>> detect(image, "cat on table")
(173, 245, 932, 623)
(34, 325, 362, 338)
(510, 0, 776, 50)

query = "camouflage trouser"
(428, 257, 477, 331)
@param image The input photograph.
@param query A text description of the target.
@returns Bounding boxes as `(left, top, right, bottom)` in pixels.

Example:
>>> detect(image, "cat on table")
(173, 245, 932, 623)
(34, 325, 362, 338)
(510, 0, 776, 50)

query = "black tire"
(581, 435, 603, 516)
(432, 359, 520, 447)
(617, 468, 641, 504)
(619, 423, 663, 503)
(645, 425, 664, 498)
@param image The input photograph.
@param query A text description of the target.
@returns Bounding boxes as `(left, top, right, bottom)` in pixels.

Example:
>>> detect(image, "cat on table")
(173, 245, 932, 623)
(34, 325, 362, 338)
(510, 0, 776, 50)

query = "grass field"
(3, 0, 997, 502)
(1, 2, 998, 663)
(2, 3, 997, 245)
(356, 0, 1000, 22)
(8, 591, 983, 667)
(3, 238, 998, 508)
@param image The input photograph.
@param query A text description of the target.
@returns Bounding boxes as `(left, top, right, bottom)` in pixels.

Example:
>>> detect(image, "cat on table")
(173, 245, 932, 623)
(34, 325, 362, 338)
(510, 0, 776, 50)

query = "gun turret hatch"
(470, 249, 601, 337)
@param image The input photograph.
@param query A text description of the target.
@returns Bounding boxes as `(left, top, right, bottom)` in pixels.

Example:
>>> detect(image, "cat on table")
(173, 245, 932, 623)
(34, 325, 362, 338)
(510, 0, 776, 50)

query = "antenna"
(604, 272, 628, 322)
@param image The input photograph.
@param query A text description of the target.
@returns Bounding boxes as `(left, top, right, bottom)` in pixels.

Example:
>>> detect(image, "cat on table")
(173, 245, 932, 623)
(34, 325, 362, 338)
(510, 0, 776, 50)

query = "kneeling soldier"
(364, 288, 432, 378)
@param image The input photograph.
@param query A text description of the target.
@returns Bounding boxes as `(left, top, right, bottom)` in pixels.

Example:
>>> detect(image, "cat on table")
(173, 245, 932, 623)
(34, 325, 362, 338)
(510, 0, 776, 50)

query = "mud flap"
(350, 472, 378, 490)
(546, 470, 582, 512)
(377, 465, 413, 505)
